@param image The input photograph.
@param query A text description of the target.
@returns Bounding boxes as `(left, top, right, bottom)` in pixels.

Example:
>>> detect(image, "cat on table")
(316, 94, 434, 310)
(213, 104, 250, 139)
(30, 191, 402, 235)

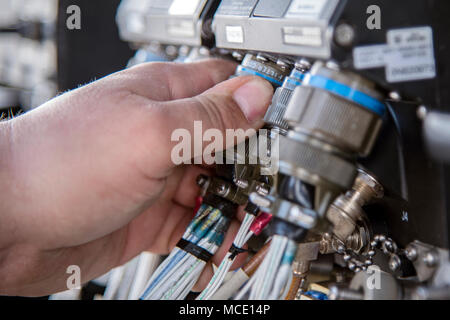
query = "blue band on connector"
(286, 78, 303, 87)
(307, 74, 386, 117)
(291, 70, 306, 81)
(239, 67, 284, 86)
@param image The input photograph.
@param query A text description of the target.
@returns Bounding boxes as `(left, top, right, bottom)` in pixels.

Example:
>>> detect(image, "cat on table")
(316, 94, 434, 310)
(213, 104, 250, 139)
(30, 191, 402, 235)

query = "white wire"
(234, 271, 258, 300)
(249, 241, 273, 300)
(268, 264, 291, 300)
(280, 268, 294, 300)
(166, 261, 205, 300)
(115, 256, 140, 300)
(251, 236, 282, 299)
(128, 252, 160, 300)
(103, 266, 125, 300)
(161, 239, 217, 299)
(197, 213, 255, 300)
(140, 207, 231, 300)
(244, 235, 290, 300)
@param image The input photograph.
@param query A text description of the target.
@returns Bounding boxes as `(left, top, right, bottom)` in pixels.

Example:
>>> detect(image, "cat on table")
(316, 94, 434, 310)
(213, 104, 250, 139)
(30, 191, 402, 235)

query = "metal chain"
(336, 234, 400, 273)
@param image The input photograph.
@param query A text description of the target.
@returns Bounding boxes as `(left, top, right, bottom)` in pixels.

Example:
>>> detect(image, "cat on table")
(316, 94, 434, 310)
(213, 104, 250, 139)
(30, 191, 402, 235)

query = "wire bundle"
(140, 201, 234, 300)
(235, 235, 297, 300)
(197, 212, 254, 300)
(103, 256, 139, 300)
(197, 211, 272, 300)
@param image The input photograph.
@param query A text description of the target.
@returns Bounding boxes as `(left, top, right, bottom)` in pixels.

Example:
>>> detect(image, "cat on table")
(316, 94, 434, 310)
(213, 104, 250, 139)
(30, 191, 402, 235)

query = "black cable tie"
(244, 202, 260, 216)
(228, 243, 248, 260)
(176, 238, 213, 263)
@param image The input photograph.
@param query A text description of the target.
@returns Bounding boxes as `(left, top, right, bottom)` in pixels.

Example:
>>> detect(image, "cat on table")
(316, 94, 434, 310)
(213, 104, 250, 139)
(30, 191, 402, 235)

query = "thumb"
(154, 75, 274, 168)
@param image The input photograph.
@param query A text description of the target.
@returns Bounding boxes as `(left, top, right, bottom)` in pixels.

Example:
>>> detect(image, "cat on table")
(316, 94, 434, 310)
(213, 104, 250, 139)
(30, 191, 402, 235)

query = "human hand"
(0, 59, 273, 296)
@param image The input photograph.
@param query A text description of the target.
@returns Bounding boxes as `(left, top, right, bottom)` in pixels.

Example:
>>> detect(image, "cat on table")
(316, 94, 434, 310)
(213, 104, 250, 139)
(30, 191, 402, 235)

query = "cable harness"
(140, 202, 233, 300)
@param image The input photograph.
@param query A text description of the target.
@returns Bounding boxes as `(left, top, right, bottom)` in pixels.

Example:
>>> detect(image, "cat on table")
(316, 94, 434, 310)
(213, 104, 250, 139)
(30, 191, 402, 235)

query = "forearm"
(0, 120, 17, 247)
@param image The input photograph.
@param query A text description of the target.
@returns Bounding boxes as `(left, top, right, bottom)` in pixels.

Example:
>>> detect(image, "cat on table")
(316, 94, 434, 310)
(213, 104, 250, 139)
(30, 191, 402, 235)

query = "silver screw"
(256, 54, 268, 62)
(234, 179, 249, 189)
(232, 51, 244, 61)
(405, 245, 418, 261)
(389, 91, 402, 101)
(216, 184, 227, 196)
(335, 23, 356, 47)
(329, 286, 363, 300)
(165, 45, 178, 57)
(178, 45, 190, 57)
(423, 251, 438, 268)
(276, 59, 291, 70)
(256, 185, 269, 196)
(295, 59, 311, 71)
(416, 105, 428, 120)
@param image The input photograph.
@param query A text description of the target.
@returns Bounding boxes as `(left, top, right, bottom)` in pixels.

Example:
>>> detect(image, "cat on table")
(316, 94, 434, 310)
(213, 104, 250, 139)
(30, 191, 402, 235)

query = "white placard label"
(283, 26, 322, 47)
(353, 44, 390, 69)
(169, 0, 201, 15)
(226, 26, 244, 43)
(385, 27, 436, 82)
(285, 0, 328, 19)
(353, 26, 436, 83)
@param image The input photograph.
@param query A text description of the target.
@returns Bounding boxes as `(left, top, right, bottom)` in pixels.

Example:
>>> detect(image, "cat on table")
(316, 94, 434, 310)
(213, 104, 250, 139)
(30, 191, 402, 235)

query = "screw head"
(389, 91, 402, 101)
(335, 23, 356, 47)
(423, 251, 438, 268)
(216, 184, 227, 195)
(295, 59, 311, 71)
(256, 54, 268, 62)
(256, 185, 269, 196)
(417, 105, 428, 120)
(232, 51, 244, 61)
(234, 179, 249, 189)
(405, 245, 418, 261)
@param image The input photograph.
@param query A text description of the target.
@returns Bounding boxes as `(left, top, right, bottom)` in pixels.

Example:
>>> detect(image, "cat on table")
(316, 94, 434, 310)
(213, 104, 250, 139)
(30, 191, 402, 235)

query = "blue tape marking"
(239, 67, 284, 86)
(307, 74, 386, 117)
(305, 290, 328, 300)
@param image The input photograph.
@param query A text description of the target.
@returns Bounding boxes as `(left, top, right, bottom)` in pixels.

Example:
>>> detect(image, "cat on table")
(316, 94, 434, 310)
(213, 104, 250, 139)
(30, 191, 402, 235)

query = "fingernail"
(233, 78, 274, 122)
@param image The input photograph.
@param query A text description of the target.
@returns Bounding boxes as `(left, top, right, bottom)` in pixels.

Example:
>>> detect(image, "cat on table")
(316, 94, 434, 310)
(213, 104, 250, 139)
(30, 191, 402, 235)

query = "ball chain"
(336, 234, 400, 273)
